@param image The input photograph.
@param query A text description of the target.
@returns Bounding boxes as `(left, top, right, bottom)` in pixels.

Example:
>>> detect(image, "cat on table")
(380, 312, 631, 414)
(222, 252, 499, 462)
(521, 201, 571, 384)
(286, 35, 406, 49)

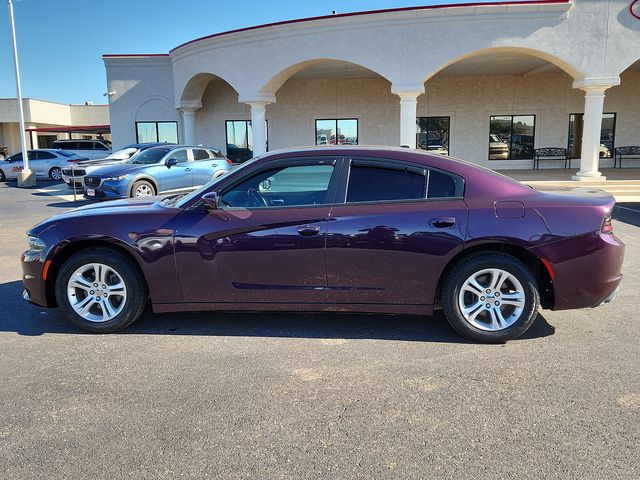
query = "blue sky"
(1, 0, 486, 105)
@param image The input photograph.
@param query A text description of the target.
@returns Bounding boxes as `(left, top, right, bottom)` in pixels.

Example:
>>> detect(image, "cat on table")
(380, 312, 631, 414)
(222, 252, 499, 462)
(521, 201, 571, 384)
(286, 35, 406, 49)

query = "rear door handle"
(185, 167, 192, 172)
(430, 216, 456, 228)
(297, 225, 321, 237)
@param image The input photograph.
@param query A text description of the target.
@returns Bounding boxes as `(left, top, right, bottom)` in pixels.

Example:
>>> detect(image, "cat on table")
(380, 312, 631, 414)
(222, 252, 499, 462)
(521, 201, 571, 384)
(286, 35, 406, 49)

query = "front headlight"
(27, 235, 46, 253)
(106, 174, 128, 181)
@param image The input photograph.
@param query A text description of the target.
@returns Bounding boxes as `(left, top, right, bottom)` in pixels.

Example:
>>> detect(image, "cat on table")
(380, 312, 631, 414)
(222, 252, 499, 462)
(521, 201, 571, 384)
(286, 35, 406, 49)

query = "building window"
(135, 121, 178, 144)
(489, 115, 535, 160)
(417, 117, 450, 155)
(315, 119, 358, 145)
(568, 113, 616, 159)
(225, 120, 268, 163)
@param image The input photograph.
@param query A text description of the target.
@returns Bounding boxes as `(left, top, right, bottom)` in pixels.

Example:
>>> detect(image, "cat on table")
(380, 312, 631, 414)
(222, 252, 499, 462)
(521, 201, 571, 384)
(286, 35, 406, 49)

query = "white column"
(572, 78, 619, 181)
(247, 101, 268, 156)
(398, 93, 420, 148)
(28, 125, 38, 149)
(180, 108, 198, 145)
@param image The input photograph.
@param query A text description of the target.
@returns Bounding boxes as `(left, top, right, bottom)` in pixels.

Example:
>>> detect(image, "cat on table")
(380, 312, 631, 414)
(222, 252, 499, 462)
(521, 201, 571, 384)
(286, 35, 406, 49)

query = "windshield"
(175, 157, 255, 208)
(489, 134, 503, 143)
(106, 147, 137, 159)
(126, 147, 171, 165)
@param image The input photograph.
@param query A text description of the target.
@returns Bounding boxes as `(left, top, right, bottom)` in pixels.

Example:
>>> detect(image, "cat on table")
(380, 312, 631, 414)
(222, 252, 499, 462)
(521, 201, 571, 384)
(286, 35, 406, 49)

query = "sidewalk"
(500, 168, 640, 203)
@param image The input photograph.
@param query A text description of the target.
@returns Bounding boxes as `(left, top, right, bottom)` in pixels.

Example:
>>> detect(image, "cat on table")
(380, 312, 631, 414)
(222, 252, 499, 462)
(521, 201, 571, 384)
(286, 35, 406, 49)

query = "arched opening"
(420, 48, 584, 169)
(179, 73, 249, 158)
(261, 59, 395, 149)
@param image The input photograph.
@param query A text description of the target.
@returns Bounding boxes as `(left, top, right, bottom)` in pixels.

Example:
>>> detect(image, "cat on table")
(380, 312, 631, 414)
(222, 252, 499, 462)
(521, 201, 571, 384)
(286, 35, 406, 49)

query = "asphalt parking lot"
(1, 181, 639, 479)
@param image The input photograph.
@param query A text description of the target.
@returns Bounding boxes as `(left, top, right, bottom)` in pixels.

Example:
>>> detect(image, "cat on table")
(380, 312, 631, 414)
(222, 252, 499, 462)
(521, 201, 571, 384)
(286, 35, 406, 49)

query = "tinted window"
(346, 165, 426, 203)
(428, 170, 459, 198)
(58, 150, 75, 157)
(36, 151, 57, 160)
(93, 142, 109, 151)
(221, 163, 334, 208)
(193, 149, 211, 161)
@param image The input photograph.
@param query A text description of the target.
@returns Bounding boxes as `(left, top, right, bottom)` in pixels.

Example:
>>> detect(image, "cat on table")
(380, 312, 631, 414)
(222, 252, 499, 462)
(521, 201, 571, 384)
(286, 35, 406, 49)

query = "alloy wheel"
(50, 168, 62, 180)
(66, 263, 127, 323)
(457, 267, 525, 331)
(135, 184, 153, 197)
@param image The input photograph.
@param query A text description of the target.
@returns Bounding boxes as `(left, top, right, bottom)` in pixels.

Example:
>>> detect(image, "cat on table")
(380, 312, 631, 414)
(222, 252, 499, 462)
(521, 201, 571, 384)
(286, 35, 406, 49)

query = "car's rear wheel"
(55, 248, 147, 333)
(131, 180, 156, 198)
(0, 169, 5, 181)
(441, 253, 539, 343)
(48, 167, 62, 181)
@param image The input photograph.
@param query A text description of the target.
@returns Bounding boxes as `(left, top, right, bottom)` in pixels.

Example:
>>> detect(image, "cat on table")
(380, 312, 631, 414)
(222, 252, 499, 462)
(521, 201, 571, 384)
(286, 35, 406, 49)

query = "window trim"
(336, 156, 465, 205)
(315, 118, 359, 146)
(567, 112, 616, 159)
(214, 157, 340, 210)
(135, 121, 179, 144)
(488, 114, 536, 161)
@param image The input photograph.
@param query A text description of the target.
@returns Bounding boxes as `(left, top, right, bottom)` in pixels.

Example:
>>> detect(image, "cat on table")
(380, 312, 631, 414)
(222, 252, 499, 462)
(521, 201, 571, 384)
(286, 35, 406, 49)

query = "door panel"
(174, 206, 330, 304)
(325, 200, 468, 306)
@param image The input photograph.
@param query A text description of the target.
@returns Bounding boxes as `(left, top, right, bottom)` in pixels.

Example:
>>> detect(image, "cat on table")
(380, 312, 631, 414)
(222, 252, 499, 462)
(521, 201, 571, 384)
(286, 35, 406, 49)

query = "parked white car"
(51, 139, 112, 160)
(0, 149, 83, 181)
(61, 142, 172, 187)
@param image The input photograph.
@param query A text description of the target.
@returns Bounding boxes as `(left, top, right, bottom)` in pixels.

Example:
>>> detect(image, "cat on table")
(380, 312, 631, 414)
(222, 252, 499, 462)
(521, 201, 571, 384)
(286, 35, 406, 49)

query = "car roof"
(124, 142, 176, 149)
(144, 144, 221, 151)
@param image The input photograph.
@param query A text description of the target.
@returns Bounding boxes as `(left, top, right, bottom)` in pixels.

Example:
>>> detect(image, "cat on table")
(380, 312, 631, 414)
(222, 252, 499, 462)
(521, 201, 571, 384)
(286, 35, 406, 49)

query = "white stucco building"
(0, 99, 110, 155)
(103, 0, 640, 178)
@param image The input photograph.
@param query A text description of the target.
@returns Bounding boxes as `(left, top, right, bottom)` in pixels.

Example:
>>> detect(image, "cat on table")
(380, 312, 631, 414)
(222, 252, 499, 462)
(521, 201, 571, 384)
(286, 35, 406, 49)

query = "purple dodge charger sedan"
(21, 147, 624, 342)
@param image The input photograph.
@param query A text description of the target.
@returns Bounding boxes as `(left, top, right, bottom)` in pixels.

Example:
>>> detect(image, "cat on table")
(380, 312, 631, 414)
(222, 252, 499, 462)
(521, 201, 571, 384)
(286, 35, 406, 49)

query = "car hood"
(87, 163, 155, 177)
(28, 197, 166, 236)
(79, 158, 128, 167)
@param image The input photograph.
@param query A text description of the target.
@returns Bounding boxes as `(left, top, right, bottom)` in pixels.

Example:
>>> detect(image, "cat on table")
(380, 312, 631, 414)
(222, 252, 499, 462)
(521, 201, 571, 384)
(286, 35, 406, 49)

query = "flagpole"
(7, 0, 35, 187)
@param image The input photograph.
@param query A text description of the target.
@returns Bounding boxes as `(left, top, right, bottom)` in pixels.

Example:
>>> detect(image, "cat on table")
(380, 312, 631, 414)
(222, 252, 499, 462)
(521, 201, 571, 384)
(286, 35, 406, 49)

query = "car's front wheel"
(131, 180, 156, 198)
(0, 169, 5, 181)
(441, 253, 539, 343)
(49, 167, 62, 181)
(55, 248, 147, 333)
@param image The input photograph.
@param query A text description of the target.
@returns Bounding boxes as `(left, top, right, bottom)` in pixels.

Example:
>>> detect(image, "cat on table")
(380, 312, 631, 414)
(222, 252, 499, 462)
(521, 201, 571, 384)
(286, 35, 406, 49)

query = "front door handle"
(185, 167, 192, 172)
(430, 216, 456, 228)
(297, 225, 321, 237)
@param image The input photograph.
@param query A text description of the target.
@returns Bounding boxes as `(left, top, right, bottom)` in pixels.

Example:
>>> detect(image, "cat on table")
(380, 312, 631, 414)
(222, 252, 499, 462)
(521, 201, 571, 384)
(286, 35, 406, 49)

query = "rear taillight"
(66, 159, 80, 163)
(601, 210, 614, 234)
(226, 157, 233, 165)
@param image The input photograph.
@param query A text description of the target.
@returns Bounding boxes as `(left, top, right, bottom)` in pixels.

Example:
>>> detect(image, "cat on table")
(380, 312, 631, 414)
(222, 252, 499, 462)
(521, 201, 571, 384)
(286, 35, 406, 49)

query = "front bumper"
(21, 250, 53, 308)
(83, 182, 128, 200)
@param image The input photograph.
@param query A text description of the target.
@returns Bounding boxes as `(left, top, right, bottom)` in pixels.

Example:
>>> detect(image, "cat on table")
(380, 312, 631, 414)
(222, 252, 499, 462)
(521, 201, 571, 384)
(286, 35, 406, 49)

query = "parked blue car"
(83, 145, 232, 199)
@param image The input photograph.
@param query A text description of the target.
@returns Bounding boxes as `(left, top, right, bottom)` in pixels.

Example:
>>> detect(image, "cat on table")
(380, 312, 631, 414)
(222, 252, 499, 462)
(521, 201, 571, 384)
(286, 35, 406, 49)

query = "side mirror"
(202, 191, 220, 210)
(166, 157, 178, 168)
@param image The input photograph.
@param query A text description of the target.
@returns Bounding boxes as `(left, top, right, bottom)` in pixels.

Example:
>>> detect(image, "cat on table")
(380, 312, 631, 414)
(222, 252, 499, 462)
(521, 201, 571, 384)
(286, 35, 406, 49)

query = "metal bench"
(533, 147, 570, 170)
(613, 146, 640, 168)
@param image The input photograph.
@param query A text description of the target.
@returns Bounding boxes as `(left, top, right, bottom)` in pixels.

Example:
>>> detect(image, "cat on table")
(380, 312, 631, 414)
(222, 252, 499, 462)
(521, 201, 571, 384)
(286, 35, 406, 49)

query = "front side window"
(167, 149, 188, 164)
(221, 163, 334, 208)
(136, 121, 178, 144)
(568, 113, 616, 159)
(315, 119, 358, 145)
(417, 117, 450, 155)
(489, 115, 535, 160)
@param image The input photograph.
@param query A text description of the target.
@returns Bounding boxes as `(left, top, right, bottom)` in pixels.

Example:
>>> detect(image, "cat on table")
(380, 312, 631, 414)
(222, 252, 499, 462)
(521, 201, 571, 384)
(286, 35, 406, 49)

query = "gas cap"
(494, 201, 525, 219)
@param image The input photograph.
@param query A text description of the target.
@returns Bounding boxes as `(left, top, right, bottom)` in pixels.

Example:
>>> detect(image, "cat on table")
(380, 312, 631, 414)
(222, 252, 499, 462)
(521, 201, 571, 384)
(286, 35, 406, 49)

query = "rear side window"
(428, 169, 459, 198)
(193, 149, 211, 161)
(36, 151, 56, 160)
(346, 165, 426, 203)
(93, 142, 108, 151)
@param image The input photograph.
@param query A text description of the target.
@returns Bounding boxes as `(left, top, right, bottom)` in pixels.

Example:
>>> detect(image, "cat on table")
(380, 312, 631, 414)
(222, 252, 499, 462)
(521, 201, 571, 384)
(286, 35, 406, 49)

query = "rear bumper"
(532, 232, 624, 310)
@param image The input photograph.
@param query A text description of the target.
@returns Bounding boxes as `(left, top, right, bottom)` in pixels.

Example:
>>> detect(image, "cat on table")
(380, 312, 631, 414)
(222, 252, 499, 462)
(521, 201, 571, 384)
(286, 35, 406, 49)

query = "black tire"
(441, 252, 540, 343)
(130, 179, 156, 198)
(55, 248, 148, 333)
(0, 169, 5, 181)
(49, 167, 63, 181)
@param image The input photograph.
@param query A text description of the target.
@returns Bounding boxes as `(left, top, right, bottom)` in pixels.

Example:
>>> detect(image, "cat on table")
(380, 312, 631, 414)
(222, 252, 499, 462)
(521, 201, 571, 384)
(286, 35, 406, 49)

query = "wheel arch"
(45, 239, 147, 307)
(435, 242, 554, 310)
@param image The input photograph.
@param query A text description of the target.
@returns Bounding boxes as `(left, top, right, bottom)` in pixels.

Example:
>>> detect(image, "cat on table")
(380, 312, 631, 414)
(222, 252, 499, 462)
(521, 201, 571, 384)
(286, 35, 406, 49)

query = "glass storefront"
(417, 117, 450, 155)
(489, 115, 535, 160)
(315, 119, 358, 145)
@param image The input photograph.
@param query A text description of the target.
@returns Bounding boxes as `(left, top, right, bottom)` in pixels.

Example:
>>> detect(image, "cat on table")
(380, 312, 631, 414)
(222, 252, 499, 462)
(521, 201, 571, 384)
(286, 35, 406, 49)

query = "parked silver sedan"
(0, 149, 84, 182)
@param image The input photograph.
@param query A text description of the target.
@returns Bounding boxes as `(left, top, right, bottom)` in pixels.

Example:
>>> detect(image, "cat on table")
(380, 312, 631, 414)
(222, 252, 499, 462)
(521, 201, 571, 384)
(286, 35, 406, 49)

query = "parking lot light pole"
(7, 0, 35, 187)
